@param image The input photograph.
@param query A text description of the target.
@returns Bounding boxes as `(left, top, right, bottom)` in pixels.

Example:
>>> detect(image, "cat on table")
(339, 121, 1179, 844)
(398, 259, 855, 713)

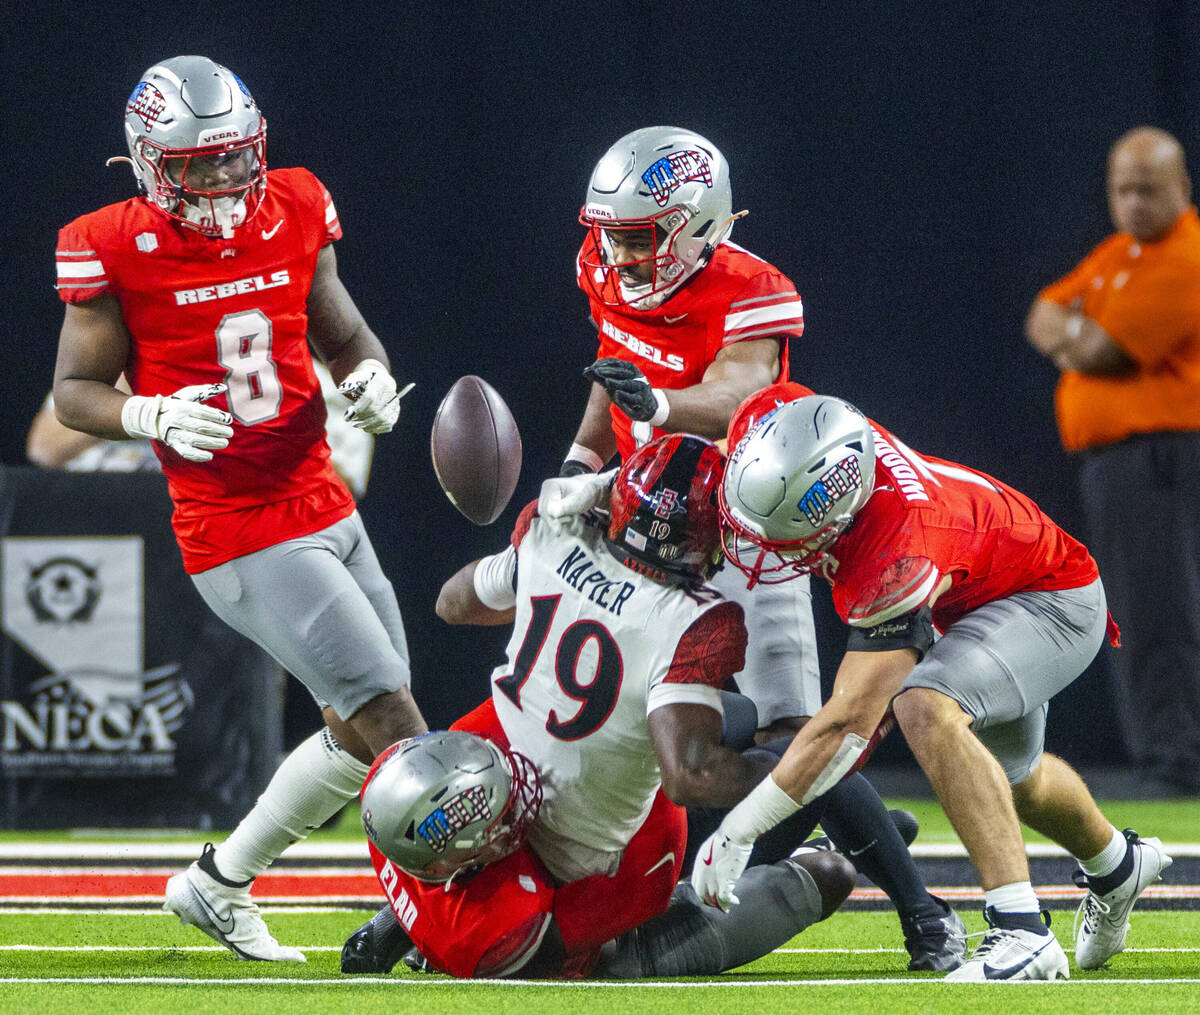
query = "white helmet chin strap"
(620, 279, 669, 310)
(179, 195, 247, 239)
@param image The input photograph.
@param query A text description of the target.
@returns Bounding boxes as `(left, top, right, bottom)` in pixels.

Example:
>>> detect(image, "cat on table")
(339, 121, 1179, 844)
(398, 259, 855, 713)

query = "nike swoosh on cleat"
(261, 220, 284, 240)
(644, 852, 676, 876)
(982, 956, 1036, 980)
(193, 888, 236, 937)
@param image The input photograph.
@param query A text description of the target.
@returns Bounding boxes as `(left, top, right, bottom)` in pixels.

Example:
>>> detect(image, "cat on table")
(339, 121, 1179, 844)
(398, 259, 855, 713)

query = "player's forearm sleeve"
(472, 545, 518, 611)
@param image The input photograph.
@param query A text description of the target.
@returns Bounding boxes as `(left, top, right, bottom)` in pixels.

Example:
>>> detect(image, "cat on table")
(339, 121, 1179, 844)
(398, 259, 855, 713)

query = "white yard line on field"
(2, 976, 1200, 987)
(3, 944, 1199, 955)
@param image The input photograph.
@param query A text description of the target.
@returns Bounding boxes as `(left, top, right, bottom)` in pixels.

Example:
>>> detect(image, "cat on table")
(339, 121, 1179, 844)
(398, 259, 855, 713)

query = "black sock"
(986, 906, 1051, 936)
(817, 773, 936, 920)
(198, 842, 252, 889)
(1087, 838, 1135, 896)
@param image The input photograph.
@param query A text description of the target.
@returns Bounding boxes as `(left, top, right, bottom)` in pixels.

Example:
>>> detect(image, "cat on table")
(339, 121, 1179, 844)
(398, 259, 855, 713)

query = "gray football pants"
(190, 512, 411, 719)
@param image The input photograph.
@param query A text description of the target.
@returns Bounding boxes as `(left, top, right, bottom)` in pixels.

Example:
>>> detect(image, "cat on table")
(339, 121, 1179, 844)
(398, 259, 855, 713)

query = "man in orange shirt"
(1026, 126, 1200, 793)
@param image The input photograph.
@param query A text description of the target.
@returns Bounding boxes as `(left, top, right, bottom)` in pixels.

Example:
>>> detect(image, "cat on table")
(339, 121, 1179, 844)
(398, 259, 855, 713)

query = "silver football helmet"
(720, 396, 876, 584)
(579, 126, 735, 309)
(360, 731, 542, 884)
(120, 56, 267, 238)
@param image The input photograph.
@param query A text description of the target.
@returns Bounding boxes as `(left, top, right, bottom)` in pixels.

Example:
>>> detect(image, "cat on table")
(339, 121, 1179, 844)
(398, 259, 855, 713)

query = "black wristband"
(559, 459, 595, 478)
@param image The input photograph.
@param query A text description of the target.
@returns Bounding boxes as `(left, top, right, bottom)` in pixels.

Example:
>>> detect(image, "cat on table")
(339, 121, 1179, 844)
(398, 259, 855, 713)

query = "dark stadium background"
(4, 2, 1198, 772)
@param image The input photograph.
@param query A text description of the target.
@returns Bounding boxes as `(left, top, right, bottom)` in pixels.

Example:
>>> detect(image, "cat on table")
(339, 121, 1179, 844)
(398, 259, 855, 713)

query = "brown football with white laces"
(430, 375, 522, 525)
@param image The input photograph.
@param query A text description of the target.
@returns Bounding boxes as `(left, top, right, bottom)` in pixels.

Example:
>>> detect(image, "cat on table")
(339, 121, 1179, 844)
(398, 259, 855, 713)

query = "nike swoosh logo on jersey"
(644, 852, 676, 877)
(664, 313, 687, 323)
(192, 886, 236, 937)
(261, 220, 284, 240)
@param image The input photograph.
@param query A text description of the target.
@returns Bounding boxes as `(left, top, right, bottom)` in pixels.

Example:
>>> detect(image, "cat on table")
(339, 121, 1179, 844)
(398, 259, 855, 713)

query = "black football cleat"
(903, 894, 968, 971)
(403, 945, 436, 973)
(340, 903, 412, 974)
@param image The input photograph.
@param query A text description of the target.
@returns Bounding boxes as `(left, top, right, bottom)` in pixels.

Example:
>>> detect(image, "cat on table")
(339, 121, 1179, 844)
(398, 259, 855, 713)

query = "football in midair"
(430, 376, 522, 525)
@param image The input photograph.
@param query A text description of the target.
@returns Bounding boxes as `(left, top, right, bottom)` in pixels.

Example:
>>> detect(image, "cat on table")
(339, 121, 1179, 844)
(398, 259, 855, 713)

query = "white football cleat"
(945, 908, 1068, 982)
(163, 843, 306, 962)
(1074, 829, 1172, 970)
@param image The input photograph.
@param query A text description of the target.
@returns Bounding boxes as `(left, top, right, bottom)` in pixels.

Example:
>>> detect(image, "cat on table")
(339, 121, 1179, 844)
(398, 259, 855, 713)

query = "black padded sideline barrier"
(0, 467, 282, 829)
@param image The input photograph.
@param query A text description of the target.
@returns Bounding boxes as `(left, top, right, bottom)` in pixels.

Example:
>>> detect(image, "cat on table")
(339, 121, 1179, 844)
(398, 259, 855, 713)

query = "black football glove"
(559, 459, 596, 478)
(583, 358, 658, 422)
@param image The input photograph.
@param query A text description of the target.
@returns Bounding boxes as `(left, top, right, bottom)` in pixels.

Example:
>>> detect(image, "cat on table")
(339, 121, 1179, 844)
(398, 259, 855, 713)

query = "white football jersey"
(483, 510, 739, 883)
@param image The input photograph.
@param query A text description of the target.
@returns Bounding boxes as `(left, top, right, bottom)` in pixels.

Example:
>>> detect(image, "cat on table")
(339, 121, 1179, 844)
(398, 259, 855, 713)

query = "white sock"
(984, 881, 1041, 915)
(212, 728, 369, 884)
(1078, 826, 1126, 878)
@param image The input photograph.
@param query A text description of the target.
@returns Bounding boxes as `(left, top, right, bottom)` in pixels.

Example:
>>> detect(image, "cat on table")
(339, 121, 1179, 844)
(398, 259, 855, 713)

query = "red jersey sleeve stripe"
(729, 291, 800, 309)
(323, 190, 342, 240)
(55, 258, 106, 281)
(724, 297, 804, 340)
(847, 561, 941, 627)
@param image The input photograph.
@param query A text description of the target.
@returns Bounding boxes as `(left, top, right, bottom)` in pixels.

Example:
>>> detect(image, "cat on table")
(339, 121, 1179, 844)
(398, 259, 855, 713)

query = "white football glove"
(690, 825, 755, 913)
(120, 383, 233, 463)
(537, 468, 617, 526)
(339, 359, 403, 434)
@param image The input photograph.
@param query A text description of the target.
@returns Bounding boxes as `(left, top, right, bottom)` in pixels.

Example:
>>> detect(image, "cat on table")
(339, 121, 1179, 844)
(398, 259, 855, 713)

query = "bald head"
(1107, 126, 1191, 242)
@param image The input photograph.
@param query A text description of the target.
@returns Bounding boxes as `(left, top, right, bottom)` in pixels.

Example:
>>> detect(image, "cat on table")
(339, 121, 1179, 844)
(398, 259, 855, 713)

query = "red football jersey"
(578, 240, 803, 459)
(55, 168, 354, 573)
(827, 423, 1100, 632)
(366, 699, 686, 979)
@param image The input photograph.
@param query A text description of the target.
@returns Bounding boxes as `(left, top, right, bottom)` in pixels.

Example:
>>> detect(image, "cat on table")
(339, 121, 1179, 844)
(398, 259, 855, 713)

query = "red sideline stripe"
(0, 872, 380, 898)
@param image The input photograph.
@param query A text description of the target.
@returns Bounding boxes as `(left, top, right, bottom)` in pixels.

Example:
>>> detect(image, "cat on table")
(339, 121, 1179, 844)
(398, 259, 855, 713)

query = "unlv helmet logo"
(417, 784, 492, 853)
(127, 82, 167, 130)
(641, 150, 714, 207)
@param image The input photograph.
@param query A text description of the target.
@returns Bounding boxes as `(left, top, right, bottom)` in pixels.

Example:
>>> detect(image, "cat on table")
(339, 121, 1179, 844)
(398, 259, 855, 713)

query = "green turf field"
(2, 795, 1192, 845)
(1, 798, 1196, 1014)
(1, 909, 1197, 1014)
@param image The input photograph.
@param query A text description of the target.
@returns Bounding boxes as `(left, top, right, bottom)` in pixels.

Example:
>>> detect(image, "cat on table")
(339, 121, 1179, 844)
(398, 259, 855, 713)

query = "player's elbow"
(659, 758, 730, 809)
(659, 770, 710, 809)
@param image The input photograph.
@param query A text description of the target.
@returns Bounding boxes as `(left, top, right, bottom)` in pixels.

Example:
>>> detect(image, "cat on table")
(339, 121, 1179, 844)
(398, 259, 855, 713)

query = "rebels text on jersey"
(827, 424, 1100, 632)
(577, 240, 803, 458)
(55, 168, 352, 573)
(489, 503, 746, 883)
